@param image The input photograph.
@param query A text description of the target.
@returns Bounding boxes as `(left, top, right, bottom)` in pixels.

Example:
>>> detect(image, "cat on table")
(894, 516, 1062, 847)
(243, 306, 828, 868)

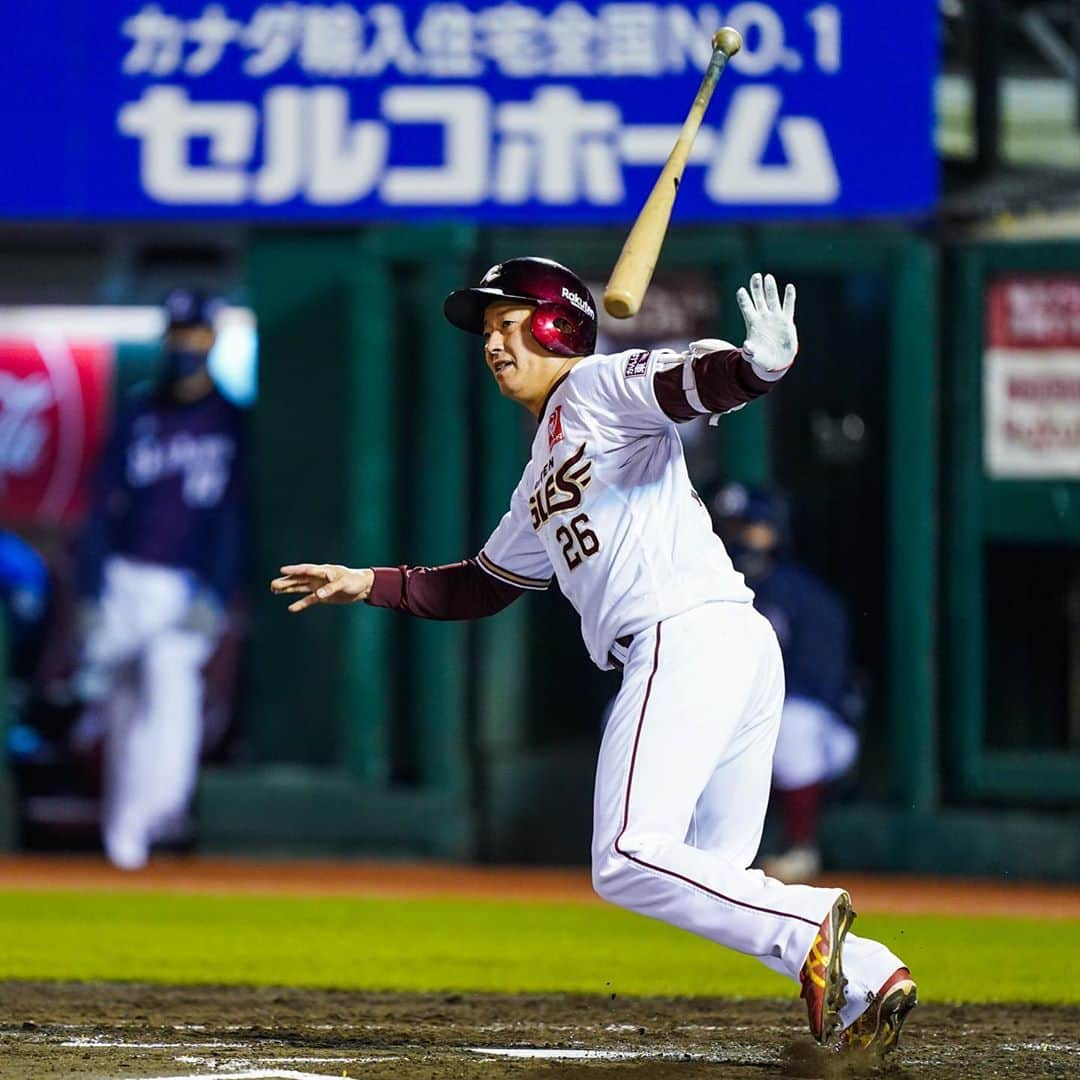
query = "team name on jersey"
(529, 442, 592, 530)
(126, 431, 235, 507)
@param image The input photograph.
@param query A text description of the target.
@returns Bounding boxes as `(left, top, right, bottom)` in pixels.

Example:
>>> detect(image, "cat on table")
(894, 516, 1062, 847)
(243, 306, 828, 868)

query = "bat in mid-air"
(603, 27, 743, 320)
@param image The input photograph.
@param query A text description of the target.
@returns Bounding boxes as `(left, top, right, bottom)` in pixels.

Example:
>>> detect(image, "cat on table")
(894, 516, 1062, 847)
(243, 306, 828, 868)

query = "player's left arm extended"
(271, 559, 523, 618)
(654, 272, 797, 421)
(366, 560, 524, 619)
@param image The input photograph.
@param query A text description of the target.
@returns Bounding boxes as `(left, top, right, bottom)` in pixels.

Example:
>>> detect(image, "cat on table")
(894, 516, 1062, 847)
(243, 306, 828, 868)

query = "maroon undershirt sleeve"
(366, 558, 525, 620)
(653, 347, 779, 422)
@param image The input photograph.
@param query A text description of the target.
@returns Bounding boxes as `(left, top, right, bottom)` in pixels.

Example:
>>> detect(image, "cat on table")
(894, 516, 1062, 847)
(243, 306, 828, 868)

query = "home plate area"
(3, 982, 1079, 1079)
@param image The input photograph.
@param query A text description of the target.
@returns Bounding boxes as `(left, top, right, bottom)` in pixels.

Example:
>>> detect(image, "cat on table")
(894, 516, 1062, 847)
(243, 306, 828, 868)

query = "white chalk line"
(174, 1056, 399, 1069)
(467, 1046, 720, 1061)
(47, 1030, 715, 1061)
(174, 1056, 388, 1065)
(62, 1037, 254, 1050)
(1001, 1041, 1080, 1054)
(137, 1072, 353, 1080)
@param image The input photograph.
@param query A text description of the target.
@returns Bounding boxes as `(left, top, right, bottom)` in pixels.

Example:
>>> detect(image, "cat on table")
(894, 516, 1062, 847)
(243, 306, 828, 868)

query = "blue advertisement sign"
(3, 2, 938, 222)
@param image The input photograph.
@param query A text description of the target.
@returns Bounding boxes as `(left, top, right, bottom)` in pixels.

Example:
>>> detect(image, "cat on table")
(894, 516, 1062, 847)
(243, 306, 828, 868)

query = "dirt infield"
(2, 855, 1079, 918)
(2, 860, 1078, 1077)
(1, 981, 1078, 1079)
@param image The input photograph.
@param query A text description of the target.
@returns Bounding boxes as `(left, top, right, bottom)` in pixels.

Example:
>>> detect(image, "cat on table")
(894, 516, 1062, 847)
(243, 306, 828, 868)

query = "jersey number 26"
(556, 513, 600, 570)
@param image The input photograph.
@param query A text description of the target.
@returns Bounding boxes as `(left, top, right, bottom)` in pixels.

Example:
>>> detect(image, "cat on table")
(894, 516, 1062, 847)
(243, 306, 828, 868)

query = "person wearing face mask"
(75, 289, 247, 870)
(710, 483, 859, 885)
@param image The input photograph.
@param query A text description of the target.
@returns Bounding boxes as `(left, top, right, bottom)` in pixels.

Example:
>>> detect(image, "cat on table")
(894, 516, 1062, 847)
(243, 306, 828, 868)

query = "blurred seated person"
(711, 483, 858, 883)
(76, 289, 247, 870)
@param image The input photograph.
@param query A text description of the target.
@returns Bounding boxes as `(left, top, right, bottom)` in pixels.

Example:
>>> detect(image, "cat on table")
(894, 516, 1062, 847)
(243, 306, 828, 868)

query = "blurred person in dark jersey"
(711, 483, 858, 883)
(77, 289, 247, 869)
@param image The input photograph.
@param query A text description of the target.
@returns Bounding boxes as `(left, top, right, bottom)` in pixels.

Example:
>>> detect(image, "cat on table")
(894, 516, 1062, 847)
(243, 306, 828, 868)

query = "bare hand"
(270, 564, 375, 613)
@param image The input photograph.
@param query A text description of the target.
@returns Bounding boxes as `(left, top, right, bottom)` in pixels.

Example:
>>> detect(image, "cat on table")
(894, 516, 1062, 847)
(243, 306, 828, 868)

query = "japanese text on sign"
(985, 276, 1080, 478)
(0, 1, 937, 221)
(120, 2, 847, 80)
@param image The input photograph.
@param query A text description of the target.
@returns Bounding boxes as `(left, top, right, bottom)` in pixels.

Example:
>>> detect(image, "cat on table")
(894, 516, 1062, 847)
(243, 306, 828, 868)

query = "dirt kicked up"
(2, 981, 1078, 1080)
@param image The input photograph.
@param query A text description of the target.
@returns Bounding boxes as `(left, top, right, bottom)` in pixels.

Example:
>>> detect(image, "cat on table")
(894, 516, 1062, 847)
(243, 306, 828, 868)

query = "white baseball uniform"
(475, 347, 902, 1021)
(87, 555, 217, 870)
(77, 384, 245, 870)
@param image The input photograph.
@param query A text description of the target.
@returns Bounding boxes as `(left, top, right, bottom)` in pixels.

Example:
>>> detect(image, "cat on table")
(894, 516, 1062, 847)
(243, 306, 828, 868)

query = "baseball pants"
(591, 601, 902, 1028)
(772, 695, 859, 791)
(85, 556, 215, 870)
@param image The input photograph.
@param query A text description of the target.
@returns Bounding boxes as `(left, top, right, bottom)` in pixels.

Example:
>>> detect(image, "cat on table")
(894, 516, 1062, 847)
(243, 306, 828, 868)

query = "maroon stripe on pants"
(612, 623, 818, 929)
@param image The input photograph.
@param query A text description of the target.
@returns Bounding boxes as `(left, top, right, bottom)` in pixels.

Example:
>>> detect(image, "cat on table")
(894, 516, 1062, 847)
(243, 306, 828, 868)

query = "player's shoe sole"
(800, 890, 856, 1045)
(840, 968, 917, 1056)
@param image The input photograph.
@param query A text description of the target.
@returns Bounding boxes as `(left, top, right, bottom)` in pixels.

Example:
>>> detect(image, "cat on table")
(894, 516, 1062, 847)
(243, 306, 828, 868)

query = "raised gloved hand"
(736, 272, 798, 380)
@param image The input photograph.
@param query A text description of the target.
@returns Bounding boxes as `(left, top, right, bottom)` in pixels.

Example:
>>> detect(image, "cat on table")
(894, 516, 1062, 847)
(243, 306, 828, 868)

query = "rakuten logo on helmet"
(561, 288, 595, 319)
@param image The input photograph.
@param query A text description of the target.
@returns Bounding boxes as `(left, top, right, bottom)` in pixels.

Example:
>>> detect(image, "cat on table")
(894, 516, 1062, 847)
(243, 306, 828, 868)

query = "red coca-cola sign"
(0, 338, 113, 525)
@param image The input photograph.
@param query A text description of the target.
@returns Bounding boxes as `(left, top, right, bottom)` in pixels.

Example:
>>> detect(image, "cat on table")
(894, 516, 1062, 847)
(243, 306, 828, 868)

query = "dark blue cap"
(710, 483, 792, 543)
(163, 288, 222, 329)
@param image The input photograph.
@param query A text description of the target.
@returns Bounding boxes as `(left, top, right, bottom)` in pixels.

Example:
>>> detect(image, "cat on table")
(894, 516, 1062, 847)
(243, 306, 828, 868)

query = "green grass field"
(2, 889, 1077, 1004)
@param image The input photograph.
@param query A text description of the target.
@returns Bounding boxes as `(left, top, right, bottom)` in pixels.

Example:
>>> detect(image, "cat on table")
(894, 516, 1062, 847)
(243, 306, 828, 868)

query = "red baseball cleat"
(799, 890, 855, 1045)
(838, 966, 918, 1056)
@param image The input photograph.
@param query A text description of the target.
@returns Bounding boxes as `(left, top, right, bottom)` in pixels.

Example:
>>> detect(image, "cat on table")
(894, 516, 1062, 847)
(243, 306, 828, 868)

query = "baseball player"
(271, 259, 916, 1054)
(78, 289, 247, 870)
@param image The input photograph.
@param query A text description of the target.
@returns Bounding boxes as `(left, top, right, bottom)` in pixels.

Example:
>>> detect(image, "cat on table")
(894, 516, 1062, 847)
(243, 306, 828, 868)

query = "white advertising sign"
(984, 277, 1080, 479)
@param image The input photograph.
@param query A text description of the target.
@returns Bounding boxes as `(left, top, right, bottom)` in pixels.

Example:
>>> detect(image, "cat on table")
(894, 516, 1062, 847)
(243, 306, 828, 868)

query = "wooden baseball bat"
(603, 27, 742, 319)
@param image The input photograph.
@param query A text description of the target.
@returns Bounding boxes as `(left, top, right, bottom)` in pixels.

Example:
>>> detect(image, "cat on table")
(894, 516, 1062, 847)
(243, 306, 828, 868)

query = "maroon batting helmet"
(444, 257, 598, 358)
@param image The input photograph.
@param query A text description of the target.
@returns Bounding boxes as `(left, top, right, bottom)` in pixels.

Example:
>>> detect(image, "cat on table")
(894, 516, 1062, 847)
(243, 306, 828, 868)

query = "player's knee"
(591, 847, 626, 902)
(591, 830, 666, 904)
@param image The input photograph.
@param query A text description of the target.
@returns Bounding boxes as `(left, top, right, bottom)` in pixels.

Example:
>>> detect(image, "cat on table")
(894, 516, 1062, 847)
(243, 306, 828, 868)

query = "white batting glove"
(736, 273, 798, 381)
